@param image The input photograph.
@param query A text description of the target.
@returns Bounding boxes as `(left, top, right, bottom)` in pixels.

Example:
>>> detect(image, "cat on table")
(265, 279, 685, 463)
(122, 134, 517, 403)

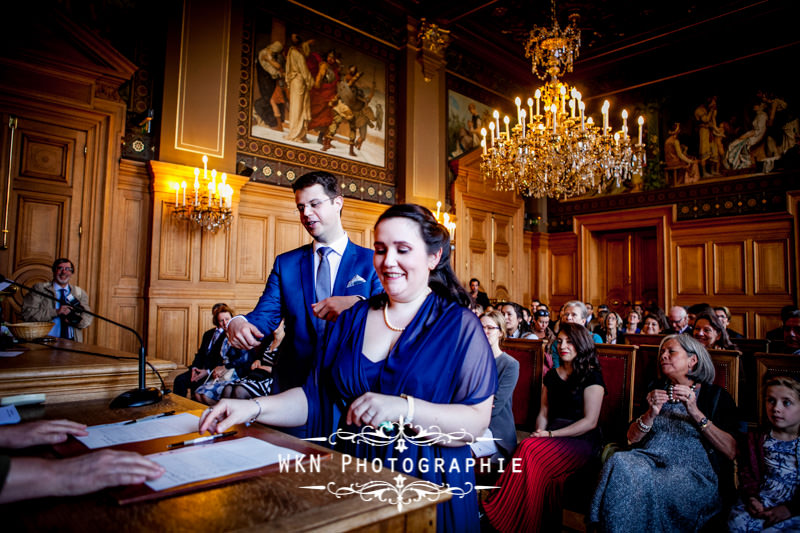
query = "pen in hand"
(168, 430, 237, 449)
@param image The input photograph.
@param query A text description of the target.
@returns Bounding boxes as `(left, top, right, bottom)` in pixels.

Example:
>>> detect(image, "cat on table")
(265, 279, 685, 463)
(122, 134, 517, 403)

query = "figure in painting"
(664, 123, 700, 185)
(725, 100, 769, 171)
(255, 40, 285, 130)
(456, 103, 483, 154)
(323, 65, 377, 156)
(285, 34, 314, 143)
(307, 49, 341, 146)
(694, 96, 726, 176)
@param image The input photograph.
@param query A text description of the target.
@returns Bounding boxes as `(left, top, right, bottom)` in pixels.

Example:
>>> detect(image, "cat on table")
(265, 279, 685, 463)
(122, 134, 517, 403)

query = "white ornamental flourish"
(306, 417, 475, 453)
(301, 474, 474, 512)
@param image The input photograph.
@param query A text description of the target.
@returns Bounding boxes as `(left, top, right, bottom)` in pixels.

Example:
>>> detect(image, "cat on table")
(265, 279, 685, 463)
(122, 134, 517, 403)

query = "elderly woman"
(693, 311, 737, 350)
(471, 310, 520, 462)
(483, 323, 605, 532)
(200, 204, 496, 532)
(590, 334, 742, 532)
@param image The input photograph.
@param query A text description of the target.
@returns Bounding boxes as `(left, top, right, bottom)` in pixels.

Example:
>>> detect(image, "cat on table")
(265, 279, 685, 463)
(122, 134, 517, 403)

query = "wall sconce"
(170, 155, 234, 233)
(434, 201, 456, 247)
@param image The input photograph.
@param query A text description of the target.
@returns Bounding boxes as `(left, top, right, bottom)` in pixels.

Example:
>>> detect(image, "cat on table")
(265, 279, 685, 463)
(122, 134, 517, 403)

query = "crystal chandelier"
(171, 155, 234, 233)
(479, 0, 646, 199)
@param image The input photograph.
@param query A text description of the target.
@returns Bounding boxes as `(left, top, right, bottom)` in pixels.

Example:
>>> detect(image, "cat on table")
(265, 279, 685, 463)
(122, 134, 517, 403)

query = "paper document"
(77, 412, 201, 449)
(0, 405, 21, 425)
(0, 351, 23, 357)
(145, 436, 304, 491)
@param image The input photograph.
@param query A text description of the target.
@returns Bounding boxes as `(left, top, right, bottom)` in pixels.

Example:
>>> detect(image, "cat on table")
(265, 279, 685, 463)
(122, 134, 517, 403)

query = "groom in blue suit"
(227, 171, 382, 394)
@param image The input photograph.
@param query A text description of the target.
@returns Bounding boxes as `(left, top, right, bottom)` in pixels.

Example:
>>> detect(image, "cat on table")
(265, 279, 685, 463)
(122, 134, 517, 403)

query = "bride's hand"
(347, 392, 408, 428)
(199, 398, 259, 434)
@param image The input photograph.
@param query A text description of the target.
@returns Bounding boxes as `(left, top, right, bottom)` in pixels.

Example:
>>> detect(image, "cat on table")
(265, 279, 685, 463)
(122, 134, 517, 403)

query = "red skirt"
(483, 436, 593, 533)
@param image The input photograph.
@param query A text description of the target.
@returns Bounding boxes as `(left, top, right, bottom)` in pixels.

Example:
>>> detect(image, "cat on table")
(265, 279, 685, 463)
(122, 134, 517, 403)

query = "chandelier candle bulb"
(579, 101, 585, 130)
(202, 154, 208, 180)
(481, 138, 487, 155)
(560, 85, 567, 114)
(535, 89, 541, 116)
(527, 98, 534, 124)
(174, 184, 179, 207)
(621, 110, 628, 138)
(504, 115, 510, 138)
(569, 99, 575, 118)
(551, 104, 557, 133)
(638, 116, 644, 145)
(520, 109, 526, 136)
(435, 201, 441, 221)
(493, 110, 500, 136)
(181, 181, 186, 206)
(488, 121, 495, 145)
(515, 97, 522, 125)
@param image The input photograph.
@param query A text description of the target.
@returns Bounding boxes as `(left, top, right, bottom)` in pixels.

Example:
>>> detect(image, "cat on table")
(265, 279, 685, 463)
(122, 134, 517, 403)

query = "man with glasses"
(227, 171, 381, 396)
(21, 258, 92, 341)
(666, 305, 692, 335)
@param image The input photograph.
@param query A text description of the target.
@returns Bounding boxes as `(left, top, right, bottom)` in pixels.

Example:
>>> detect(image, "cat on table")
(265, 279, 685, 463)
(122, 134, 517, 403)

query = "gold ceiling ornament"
(416, 18, 450, 82)
(479, 0, 646, 199)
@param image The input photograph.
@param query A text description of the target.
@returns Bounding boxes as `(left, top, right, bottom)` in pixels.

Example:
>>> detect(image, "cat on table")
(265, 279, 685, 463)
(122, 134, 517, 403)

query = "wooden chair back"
(595, 343, 637, 441)
(767, 340, 788, 354)
(624, 333, 666, 347)
(734, 338, 770, 422)
(500, 338, 544, 430)
(754, 352, 800, 425)
(708, 348, 741, 404)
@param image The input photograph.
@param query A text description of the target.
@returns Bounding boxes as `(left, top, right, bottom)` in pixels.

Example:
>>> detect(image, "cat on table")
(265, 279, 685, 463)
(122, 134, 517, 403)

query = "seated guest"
(552, 301, 602, 367)
(471, 310, 520, 462)
(194, 308, 252, 405)
(641, 308, 670, 335)
(728, 374, 800, 532)
(500, 302, 536, 339)
(468, 302, 484, 316)
(20, 258, 93, 341)
(666, 305, 692, 334)
(482, 323, 605, 533)
(173, 303, 228, 398)
(531, 309, 556, 358)
(521, 307, 532, 327)
(599, 311, 624, 344)
(767, 306, 799, 342)
(222, 319, 285, 399)
(624, 310, 642, 335)
(688, 302, 715, 329)
(590, 334, 742, 532)
(714, 306, 743, 339)
(694, 311, 738, 350)
(0, 419, 163, 503)
(593, 304, 609, 333)
(468, 278, 491, 309)
(200, 204, 497, 532)
(783, 309, 800, 355)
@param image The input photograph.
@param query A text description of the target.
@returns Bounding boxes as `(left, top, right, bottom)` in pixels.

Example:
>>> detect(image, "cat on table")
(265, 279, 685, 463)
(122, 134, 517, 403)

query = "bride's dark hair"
(371, 204, 470, 307)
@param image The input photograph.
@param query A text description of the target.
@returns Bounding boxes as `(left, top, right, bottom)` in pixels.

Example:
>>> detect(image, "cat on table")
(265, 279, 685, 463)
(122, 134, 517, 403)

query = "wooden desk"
(4, 395, 440, 532)
(0, 339, 176, 404)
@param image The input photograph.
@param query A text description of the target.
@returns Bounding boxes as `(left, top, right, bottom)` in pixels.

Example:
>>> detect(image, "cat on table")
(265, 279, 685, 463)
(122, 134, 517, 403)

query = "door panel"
(0, 112, 86, 319)
(600, 228, 658, 317)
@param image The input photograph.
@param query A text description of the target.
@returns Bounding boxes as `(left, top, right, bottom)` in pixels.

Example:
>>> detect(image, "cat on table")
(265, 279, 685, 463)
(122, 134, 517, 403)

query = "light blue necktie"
(58, 288, 71, 339)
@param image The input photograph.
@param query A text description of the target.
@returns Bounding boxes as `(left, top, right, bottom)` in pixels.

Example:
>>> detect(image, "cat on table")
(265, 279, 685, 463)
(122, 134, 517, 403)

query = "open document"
(77, 412, 201, 449)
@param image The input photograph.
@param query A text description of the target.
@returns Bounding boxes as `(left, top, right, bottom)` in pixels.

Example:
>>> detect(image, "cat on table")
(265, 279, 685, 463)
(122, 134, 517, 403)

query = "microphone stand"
(0, 275, 162, 409)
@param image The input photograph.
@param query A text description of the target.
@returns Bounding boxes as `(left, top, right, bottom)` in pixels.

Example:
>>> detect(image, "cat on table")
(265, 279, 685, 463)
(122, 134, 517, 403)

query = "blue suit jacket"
(245, 239, 382, 393)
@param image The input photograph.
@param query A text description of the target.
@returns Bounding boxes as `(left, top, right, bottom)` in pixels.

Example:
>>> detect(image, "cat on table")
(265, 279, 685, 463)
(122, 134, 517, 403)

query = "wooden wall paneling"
(728, 311, 747, 338)
(548, 232, 578, 312)
(200, 227, 231, 282)
(753, 240, 789, 295)
(675, 243, 707, 295)
(713, 241, 746, 295)
(492, 213, 512, 300)
(529, 232, 550, 306)
(236, 214, 269, 283)
(466, 206, 489, 291)
(158, 201, 192, 280)
(756, 313, 783, 340)
(522, 231, 532, 306)
(155, 306, 189, 365)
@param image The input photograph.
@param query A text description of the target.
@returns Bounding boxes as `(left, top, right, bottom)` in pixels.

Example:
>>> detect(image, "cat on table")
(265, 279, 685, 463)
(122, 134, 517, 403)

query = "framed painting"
(236, 4, 399, 202)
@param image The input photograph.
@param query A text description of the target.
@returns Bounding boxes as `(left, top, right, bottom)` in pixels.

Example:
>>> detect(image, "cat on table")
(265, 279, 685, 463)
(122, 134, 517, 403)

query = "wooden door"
(464, 205, 515, 302)
(600, 227, 658, 317)
(0, 111, 87, 321)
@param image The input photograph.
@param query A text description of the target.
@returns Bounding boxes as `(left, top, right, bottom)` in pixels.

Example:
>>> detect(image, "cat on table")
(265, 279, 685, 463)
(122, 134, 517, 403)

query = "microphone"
(0, 274, 162, 409)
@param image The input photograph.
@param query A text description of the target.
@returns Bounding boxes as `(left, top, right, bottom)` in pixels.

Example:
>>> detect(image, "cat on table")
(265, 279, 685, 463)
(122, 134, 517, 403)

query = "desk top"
(0, 340, 176, 404)
(3, 395, 439, 532)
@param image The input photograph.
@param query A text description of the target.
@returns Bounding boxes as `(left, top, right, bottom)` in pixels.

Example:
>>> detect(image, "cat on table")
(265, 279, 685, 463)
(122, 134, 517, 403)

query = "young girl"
(729, 375, 800, 532)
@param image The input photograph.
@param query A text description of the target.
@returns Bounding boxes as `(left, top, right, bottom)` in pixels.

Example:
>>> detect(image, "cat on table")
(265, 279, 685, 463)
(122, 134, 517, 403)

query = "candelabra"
(170, 155, 234, 233)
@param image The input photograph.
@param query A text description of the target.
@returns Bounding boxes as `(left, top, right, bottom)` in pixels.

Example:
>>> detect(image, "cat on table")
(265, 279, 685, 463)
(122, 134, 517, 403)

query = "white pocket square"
(347, 275, 366, 288)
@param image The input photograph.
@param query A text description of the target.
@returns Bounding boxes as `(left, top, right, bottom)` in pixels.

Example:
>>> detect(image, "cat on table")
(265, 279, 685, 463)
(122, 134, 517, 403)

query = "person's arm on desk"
(0, 419, 88, 448)
(0, 450, 164, 503)
(199, 388, 309, 433)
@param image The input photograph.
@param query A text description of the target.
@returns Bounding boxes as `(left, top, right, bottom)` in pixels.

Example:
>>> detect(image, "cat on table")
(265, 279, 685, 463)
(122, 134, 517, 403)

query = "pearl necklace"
(667, 382, 697, 403)
(383, 304, 405, 332)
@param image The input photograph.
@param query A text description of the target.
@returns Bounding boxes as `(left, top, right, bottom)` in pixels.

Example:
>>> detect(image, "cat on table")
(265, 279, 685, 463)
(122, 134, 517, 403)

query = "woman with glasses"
(472, 310, 520, 462)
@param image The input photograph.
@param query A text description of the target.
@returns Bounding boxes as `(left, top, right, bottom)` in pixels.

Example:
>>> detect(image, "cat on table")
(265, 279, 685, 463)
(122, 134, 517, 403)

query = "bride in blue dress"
(201, 204, 497, 532)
